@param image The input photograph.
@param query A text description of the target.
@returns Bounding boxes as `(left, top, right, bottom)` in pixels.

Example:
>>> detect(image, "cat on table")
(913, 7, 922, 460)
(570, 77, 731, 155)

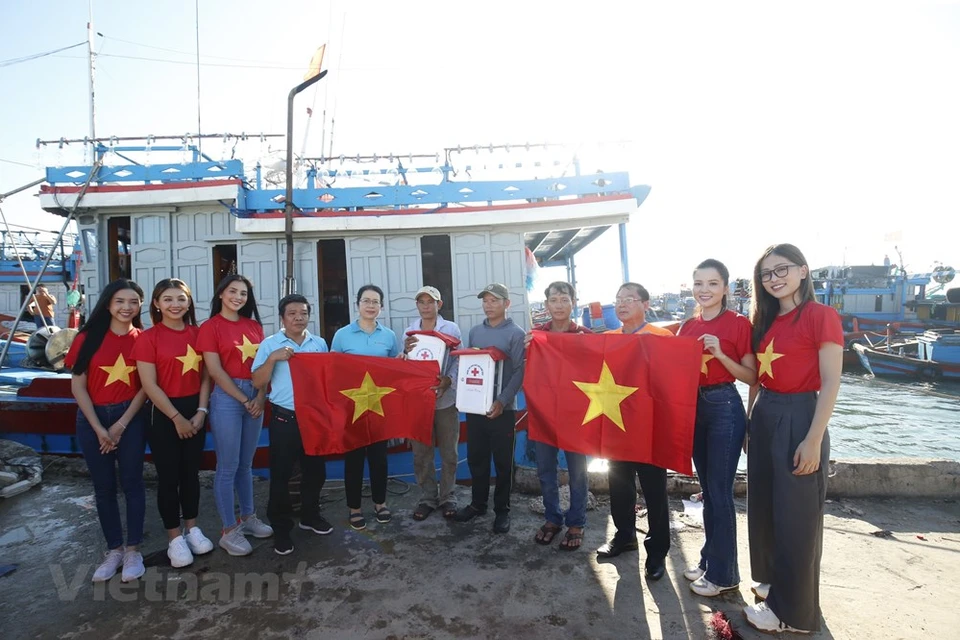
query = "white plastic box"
(408, 333, 450, 371)
(453, 348, 505, 415)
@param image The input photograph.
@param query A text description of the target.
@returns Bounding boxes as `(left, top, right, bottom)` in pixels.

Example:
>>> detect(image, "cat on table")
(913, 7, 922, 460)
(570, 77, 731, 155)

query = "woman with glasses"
(197, 275, 273, 557)
(743, 244, 843, 634)
(677, 260, 756, 598)
(331, 284, 402, 530)
(65, 279, 148, 583)
(132, 278, 214, 568)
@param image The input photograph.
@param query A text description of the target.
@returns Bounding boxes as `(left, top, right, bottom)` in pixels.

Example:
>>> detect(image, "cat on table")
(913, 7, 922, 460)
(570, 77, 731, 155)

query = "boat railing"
(40, 137, 647, 214)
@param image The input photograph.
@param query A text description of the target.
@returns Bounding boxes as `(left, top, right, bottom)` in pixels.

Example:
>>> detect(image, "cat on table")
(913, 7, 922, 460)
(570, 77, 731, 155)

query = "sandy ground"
(0, 465, 958, 640)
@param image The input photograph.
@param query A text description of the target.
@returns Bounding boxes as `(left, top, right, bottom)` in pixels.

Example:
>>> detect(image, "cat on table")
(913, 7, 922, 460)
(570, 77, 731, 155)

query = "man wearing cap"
(402, 286, 463, 521)
(453, 283, 526, 533)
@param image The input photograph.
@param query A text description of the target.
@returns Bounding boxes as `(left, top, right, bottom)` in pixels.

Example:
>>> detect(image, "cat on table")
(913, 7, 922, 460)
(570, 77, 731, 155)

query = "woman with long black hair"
(744, 244, 843, 634)
(65, 279, 148, 583)
(198, 275, 272, 556)
(132, 278, 213, 568)
(677, 259, 756, 597)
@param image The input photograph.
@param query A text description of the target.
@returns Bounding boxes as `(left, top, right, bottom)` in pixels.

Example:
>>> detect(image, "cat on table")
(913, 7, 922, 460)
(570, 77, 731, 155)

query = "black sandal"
(535, 522, 562, 545)
(413, 504, 434, 521)
(559, 528, 584, 551)
(349, 512, 366, 530)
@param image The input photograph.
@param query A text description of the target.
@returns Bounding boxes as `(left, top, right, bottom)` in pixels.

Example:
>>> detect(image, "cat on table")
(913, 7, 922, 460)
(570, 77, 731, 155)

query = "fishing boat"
(852, 328, 960, 382)
(0, 136, 650, 479)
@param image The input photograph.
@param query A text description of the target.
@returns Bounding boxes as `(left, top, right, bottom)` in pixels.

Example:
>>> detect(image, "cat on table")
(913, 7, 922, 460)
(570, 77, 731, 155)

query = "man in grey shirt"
(453, 283, 526, 534)
(402, 286, 463, 521)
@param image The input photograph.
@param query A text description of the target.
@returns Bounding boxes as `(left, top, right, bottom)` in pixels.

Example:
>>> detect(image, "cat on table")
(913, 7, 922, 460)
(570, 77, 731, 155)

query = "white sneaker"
(683, 566, 705, 581)
(121, 550, 145, 582)
(240, 514, 274, 538)
(168, 535, 194, 568)
(219, 526, 253, 556)
(91, 549, 124, 583)
(690, 575, 739, 597)
(184, 526, 214, 555)
(744, 602, 810, 634)
(752, 581, 770, 600)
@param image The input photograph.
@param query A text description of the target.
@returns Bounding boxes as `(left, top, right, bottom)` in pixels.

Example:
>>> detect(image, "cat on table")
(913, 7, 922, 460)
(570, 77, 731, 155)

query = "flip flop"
(441, 502, 458, 518)
(413, 504, 435, 521)
(559, 529, 584, 551)
(535, 522, 562, 545)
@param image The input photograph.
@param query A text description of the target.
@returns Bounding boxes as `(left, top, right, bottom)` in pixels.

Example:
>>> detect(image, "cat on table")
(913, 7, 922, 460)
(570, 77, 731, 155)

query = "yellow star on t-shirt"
(99, 354, 137, 387)
(340, 372, 396, 422)
(756, 339, 785, 378)
(236, 335, 260, 363)
(572, 361, 639, 432)
(176, 344, 204, 374)
(701, 353, 715, 374)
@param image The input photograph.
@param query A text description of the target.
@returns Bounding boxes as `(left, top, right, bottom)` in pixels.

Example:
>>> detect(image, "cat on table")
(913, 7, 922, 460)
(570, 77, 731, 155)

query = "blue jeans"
(75, 400, 147, 549)
(210, 380, 263, 529)
(534, 441, 588, 528)
(692, 383, 746, 587)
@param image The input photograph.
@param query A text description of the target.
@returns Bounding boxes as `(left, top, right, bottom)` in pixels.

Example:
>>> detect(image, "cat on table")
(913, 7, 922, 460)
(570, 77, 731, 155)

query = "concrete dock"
(0, 459, 958, 639)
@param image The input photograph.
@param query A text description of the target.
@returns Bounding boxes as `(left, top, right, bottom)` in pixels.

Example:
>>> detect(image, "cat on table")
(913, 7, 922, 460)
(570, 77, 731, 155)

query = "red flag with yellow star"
(289, 353, 440, 455)
(524, 332, 701, 474)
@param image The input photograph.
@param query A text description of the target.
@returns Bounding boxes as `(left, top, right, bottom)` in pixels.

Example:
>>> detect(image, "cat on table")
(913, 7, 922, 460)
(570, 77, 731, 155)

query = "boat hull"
(852, 343, 960, 381)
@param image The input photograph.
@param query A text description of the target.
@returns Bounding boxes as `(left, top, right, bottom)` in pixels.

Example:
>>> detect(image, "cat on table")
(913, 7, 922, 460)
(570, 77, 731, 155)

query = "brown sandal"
(559, 528, 584, 551)
(413, 504, 435, 521)
(535, 522, 562, 545)
(440, 502, 457, 519)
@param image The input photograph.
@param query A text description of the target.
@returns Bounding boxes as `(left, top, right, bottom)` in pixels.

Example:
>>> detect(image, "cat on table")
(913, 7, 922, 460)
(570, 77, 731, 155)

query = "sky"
(1, 1, 959, 303)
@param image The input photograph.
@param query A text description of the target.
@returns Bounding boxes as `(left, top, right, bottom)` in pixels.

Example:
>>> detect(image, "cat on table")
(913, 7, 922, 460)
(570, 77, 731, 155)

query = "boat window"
(318, 239, 349, 346)
(420, 235, 454, 321)
(875, 294, 883, 312)
(212, 244, 238, 288)
(107, 217, 131, 282)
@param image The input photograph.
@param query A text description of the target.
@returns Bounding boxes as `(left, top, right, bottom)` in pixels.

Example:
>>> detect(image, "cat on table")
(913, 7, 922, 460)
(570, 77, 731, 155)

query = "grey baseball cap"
(477, 283, 509, 300)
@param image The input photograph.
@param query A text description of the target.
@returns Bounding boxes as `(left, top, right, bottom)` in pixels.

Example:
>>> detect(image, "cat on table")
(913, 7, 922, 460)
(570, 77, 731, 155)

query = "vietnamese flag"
(524, 332, 701, 474)
(289, 353, 439, 455)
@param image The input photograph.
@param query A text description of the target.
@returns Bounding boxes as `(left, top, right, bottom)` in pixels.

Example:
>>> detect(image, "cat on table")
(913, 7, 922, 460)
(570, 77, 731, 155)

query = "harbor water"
(737, 374, 960, 462)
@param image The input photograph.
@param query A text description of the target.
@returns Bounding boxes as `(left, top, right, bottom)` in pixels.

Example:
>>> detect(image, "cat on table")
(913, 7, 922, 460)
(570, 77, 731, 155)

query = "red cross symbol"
(418, 351, 431, 360)
(469, 366, 481, 376)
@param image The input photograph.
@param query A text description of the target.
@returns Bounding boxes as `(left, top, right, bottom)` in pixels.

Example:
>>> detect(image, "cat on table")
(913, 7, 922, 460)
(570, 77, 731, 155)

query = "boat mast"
(87, 0, 97, 153)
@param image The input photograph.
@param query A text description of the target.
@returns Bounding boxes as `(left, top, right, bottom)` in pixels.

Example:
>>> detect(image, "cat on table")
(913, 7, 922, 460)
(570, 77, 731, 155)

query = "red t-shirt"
(197, 314, 264, 380)
(65, 329, 142, 405)
(755, 302, 844, 393)
(678, 310, 752, 385)
(131, 323, 203, 398)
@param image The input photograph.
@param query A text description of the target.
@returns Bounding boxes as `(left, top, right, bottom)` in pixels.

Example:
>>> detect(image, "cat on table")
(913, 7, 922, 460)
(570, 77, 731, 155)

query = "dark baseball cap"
(477, 283, 509, 300)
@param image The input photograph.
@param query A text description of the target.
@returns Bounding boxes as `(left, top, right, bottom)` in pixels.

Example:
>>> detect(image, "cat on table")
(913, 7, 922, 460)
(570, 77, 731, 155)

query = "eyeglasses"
(359, 298, 381, 306)
(759, 264, 800, 282)
(615, 296, 644, 305)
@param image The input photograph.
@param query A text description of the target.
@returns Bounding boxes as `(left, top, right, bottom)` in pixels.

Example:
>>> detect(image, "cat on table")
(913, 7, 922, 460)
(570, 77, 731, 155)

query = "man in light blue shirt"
(402, 286, 462, 520)
(251, 294, 330, 555)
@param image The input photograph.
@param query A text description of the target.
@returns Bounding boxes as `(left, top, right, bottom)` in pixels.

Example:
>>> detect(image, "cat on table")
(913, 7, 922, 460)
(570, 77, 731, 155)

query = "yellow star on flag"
(236, 335, 260, 363)
(340, 372, 396, 422)
(176, 344, 204, 374)
(757, 339, 785, 378)
(572, 361, 639, 432)
(99, 354, 137, 387)
(701, 353, 715, 374)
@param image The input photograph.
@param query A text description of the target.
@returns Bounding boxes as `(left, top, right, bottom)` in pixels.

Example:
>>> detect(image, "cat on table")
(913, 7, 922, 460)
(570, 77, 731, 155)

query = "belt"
(270, 403, 297, 420)
(700, 382, 734, 392)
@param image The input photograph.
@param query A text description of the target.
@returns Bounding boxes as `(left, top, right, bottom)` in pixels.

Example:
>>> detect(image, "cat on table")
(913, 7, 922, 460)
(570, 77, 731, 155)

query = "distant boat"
(852, 329, 960, 382)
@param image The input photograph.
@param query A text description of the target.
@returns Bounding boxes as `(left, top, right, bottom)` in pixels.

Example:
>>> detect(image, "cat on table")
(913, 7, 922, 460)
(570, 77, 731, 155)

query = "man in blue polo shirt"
(251, 294, 331, 555)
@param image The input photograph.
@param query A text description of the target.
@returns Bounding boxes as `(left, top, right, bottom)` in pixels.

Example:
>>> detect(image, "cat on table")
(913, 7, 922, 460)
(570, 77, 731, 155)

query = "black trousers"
(266, 404, 326, 536)
(343, 440, 388, 509)
(748, 389, 828, 632)
(466, 410, 515, 514)
(607, 460, 671, 562)
(147, 395, 205, 530)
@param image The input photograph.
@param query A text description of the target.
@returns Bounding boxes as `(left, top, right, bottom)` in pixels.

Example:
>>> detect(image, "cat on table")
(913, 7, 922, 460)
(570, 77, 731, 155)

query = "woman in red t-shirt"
(65, 279, 148, 584)
(197, 275, 271, 557)
(744, 244, 843, 634)
(132, 278, 213, 569)
(677, 259, 756, 598)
